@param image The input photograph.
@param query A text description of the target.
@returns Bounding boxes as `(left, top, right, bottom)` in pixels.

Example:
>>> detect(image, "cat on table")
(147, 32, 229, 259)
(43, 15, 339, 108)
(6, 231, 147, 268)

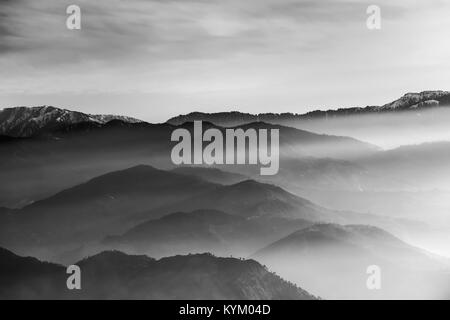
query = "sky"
(0, 0, 449, 122)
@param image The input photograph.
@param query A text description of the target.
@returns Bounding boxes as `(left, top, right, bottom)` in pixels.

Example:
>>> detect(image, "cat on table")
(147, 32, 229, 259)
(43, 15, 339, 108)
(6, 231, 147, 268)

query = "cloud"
(1, 0, 404, 66)
(0, 0, 449, 121)
(0, 0, 446, 70)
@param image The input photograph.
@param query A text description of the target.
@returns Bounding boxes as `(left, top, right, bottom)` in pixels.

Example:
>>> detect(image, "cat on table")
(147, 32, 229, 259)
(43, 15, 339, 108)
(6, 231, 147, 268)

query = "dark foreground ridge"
(0, 247, 316, 300)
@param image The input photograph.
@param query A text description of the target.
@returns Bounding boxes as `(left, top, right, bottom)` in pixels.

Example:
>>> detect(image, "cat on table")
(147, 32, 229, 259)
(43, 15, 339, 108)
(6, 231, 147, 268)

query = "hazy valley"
(1, 92, 450, 299)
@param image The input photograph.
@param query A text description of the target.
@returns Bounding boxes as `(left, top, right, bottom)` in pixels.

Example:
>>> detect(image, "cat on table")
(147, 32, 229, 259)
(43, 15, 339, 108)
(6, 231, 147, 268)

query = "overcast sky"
(0, 0, 449, 122)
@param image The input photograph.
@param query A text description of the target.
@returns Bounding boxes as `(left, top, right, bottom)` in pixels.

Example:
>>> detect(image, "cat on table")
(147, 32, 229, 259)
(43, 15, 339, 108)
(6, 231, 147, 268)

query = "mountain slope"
(0, 165, 217, 252)
(178, 121, 379, 160)
(171, 167, 248, 185)
(0, 247, 316, 300)
(150, 178, 407, 236)
(0, 106, 143, 137)
(377, 91, 450, 111)
(156, 179, 395, 223)
(156, 179, 328, 221)
(0, 117, 375, 208)
(76, 251, 316, 300)
(104, 209, 312, 258)
(256, 224, 437, 267)
(0, 247, 67, 299)
(0, 120, 176, 208)
(253, 224, 450, 299)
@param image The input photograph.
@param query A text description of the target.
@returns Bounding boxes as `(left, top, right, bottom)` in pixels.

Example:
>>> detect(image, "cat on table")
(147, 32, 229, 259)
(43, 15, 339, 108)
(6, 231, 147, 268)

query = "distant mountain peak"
(257, 223, 411, 255)
(78, 250, 156, 267)
(0, 105, 145, 137)
(289, 223, 398, 239)
(166, 90, 450, 126)
(377, 90, 450, 111)
(226, 179, 285, 195)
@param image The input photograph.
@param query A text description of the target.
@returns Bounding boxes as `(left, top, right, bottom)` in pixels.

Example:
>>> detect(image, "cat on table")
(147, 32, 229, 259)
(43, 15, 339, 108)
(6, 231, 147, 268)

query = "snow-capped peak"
(0, 106, 145, 137)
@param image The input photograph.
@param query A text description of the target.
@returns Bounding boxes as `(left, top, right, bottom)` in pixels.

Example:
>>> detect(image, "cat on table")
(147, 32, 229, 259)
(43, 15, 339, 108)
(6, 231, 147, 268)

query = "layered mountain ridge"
(167, 91, 450, 126)
(2, 90, 448, 138)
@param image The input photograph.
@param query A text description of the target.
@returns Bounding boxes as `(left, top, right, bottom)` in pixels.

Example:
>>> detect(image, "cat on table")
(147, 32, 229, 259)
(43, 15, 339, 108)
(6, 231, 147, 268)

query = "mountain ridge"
(0, 247, 316, 300)
(253, 223, 450, 299)
(167, 90, 450, 126)
(2, 90, 449, 137)
(0, 165, 219, 253)
(0, 105, 145, 137)
(103, 209, 313, 258)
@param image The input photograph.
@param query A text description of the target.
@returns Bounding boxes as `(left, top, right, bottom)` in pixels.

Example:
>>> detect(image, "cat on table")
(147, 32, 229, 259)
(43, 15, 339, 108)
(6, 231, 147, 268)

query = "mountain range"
(0, 114, 376, 209)
(254, 223, 450, 299)
(0, 165, 217, 254)
(1, 90, 450, 299)
(0, 106, 143, 137)
(166, 91, 450, 149)
(103, 209, 313, 259)
(167, 91, 450, 126)
(0, 164, 414, 264)
(0, 247, 315, 300)
(2, 91, 449, 137)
